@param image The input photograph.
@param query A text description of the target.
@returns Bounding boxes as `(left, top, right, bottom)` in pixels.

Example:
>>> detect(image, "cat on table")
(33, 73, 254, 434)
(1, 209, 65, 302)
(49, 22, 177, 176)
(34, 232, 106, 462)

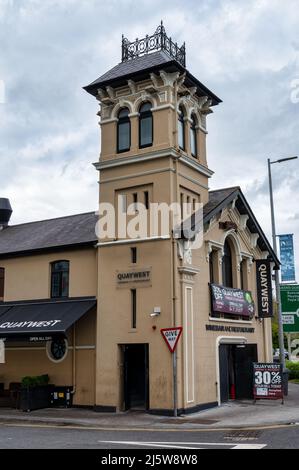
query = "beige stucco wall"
(0, 248, 97, 406)
(1, 248, 97, 302)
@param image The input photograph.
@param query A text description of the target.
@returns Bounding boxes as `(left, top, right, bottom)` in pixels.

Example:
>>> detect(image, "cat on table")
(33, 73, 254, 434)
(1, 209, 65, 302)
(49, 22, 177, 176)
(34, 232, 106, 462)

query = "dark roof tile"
(0, 212, 98, 257)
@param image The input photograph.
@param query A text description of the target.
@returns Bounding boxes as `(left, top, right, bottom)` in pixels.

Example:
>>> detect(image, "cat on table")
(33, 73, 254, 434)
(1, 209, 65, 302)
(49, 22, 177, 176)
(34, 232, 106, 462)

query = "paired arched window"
(51, 260, 69, 298)
(178, 106, 185, 150)
(117, 108, 131, 153)
(139, 102, 153, 148)
(190, 114, 197, 157)
(222, 240, 233, 288)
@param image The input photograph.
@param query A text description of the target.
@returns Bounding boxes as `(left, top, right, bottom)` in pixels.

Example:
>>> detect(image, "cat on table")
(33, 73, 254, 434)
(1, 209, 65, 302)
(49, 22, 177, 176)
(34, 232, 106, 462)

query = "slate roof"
(177, 186, 280, 267)
(84, 50, 222, 106)
(0, 212, 98, 258)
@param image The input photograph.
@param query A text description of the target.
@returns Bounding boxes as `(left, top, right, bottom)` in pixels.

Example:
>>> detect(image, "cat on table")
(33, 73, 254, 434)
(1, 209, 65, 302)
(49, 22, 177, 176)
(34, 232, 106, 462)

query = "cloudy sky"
(0, 0, 298, 276)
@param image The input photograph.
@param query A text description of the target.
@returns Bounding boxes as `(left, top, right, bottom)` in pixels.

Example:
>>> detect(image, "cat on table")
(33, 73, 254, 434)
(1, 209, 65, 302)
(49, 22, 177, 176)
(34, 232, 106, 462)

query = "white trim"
(216, 336, 247, 406)
(94, 148, 179, 171)
(97, 236, 170, 247)
(100, 118, 118, 125)
(151, 104, 175, 112)
(5, 345, 96, 351)
(46, 339, 68, 363)
(178, 266, 200, 276)
(195, 124, 208, 134)
(184, 286, 195, 404)
(209, 317, 253, 325)
(180, 155, 214, 178)
(178, 172, 209, 190)
(100, 167, 175, 184)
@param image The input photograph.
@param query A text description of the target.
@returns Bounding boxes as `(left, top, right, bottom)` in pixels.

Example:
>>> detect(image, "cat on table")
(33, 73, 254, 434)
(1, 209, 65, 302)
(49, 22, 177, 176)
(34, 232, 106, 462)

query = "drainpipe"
(71, 324, 76, 395)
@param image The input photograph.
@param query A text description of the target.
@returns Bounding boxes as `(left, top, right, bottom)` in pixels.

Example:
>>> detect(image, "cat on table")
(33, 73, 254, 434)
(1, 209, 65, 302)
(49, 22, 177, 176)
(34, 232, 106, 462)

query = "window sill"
(208, 316, 253, 325)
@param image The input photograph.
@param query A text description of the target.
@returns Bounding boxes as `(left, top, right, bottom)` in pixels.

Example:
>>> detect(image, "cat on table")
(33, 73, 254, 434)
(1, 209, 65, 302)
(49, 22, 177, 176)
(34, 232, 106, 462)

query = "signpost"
(281, 284, 299, 333)
(161, 327, 183, 417)
(253, 363, 283, 403)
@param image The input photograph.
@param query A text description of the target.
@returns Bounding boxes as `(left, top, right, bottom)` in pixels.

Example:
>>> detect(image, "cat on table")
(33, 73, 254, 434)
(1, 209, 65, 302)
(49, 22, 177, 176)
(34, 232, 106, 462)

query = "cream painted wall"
(1, 248, 97, 302)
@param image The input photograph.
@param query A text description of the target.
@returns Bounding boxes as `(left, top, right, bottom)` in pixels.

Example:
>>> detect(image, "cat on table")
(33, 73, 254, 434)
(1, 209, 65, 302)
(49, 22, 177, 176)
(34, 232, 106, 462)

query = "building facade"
(0, 24, 278, 414)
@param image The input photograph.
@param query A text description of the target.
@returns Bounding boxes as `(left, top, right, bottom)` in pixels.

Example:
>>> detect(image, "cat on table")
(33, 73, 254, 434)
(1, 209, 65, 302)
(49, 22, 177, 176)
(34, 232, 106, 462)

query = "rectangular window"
(131, 247, 137, 264)
(209, 252, 214, 284)
(0, 268, 5, 299)
(180, 193, 184, 220)
(131, 289, 137, 329)
(120, 194, 127, 213)
(144, 191, 149, 210)
(118, 121, 130, 153)
(140, 116, 153, 148)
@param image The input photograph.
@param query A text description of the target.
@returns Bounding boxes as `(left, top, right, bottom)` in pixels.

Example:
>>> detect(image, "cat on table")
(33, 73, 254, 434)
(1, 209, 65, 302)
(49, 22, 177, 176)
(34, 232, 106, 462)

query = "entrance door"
(123, 344, 149, 411)
(219, 344, 230, 402)
(235, 344, 257, 399)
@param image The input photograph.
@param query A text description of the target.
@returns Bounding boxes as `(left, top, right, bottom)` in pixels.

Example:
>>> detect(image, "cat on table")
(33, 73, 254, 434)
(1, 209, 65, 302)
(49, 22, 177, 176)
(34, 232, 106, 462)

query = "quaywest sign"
(0, 320, 62, 330)
(116, 268, 151, 287)
(256, 259, 273, 318)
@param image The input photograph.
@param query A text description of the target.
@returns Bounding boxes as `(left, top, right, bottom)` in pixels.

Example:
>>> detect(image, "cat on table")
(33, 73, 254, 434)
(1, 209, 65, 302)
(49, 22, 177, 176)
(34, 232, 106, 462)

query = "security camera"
(150, 307, 161, 316)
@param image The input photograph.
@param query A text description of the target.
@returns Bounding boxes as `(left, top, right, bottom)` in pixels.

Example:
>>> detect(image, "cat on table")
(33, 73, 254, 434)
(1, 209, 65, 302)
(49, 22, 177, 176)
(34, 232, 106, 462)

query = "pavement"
(0, 382, 298, 431)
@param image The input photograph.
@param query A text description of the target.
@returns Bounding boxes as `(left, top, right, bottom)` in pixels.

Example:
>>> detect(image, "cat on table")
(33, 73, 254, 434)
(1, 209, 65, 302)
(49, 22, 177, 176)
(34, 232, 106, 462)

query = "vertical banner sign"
(279, 234, 296, 282)
(256, 260, 273, 318)
(253, 363, 283, 401)
(281, 284, 299, 333)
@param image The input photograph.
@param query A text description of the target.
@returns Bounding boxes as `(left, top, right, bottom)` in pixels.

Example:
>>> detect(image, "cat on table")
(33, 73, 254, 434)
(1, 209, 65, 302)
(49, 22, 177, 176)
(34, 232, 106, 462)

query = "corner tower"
(85, 23, 221, 414)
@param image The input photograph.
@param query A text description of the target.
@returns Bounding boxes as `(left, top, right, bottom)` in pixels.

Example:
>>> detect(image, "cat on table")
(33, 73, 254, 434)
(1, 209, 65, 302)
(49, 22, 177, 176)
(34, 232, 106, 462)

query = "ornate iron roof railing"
(121, 22, 186, 68)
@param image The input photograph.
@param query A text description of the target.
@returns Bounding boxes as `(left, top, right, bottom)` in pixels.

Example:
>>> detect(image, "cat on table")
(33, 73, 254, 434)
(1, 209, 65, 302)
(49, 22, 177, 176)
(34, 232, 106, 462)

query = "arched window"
(222, 240, 233, 288)
(178, 106, 185, 150)
(117, 107, 131, 153)
(190, 114, 197, 157)
(51, 260, 69, 298)
(139, 102, 153, 148)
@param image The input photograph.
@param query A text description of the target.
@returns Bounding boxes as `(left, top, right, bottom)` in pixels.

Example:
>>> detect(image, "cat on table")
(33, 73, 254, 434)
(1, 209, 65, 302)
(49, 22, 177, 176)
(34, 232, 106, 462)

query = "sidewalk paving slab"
(0, 383, 298, 431)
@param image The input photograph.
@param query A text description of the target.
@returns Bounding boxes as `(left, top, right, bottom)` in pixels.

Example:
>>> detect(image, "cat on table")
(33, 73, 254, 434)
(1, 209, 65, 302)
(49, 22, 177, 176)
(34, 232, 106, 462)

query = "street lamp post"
(267, 156, 298, 370)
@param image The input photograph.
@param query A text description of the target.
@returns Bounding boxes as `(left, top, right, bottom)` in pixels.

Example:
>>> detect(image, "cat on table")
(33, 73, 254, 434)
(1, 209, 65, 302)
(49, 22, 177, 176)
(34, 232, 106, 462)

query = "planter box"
(20, 385, 52, 412)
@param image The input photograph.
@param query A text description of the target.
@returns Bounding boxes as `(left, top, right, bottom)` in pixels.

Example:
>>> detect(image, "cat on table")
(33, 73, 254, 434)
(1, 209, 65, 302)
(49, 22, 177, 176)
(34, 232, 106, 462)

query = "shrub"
(21, 374, 49, 388)
(286, 361, 299, 380)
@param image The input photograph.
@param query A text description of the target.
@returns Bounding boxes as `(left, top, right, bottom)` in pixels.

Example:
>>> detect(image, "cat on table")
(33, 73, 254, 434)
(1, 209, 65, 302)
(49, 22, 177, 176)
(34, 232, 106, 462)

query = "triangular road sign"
(161, 327, 183, 353)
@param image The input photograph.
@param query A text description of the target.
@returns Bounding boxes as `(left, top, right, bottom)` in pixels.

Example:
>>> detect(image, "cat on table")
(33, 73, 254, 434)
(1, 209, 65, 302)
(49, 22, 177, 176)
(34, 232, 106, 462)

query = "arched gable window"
(178, 106, 185, 150)
(139, 102, 153, 148)
(222, 240, 233, 288)
(117, 107, 131, 153)
(51, 260, 69, 298)
(190, 114, 197, 157)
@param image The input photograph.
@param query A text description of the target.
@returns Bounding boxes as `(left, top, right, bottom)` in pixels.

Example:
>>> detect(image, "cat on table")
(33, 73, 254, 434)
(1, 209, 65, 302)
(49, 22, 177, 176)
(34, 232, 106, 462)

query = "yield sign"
(161, 327, 183, 353)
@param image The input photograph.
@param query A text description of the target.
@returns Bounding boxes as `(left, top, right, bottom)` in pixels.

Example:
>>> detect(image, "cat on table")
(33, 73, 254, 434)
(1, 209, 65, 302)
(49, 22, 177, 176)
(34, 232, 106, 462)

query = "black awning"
(0, 299, 96, 339)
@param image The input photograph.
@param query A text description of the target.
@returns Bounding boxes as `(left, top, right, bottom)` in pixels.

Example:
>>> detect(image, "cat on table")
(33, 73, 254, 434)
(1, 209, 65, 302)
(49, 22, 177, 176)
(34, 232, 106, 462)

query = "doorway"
(219, 343, 257, 402)
(123, 344, 149, 411)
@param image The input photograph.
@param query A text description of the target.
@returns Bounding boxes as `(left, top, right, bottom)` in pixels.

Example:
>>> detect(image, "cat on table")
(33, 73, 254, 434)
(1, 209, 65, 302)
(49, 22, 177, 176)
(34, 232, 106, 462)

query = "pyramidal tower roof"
(84, 22, 222, 106)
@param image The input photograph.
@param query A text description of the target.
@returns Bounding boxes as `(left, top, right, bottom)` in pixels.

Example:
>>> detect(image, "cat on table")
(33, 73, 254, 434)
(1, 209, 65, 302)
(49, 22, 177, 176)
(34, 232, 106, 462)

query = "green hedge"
(286, 361, 299, 380)
(21, 374, 49, 388)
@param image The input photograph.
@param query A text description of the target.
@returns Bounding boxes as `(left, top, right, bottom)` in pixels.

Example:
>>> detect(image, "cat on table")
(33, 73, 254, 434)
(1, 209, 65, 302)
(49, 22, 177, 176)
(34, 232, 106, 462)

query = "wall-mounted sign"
(256, 259, 273, 318)
(281, 284, 299, 333)
(210, 284, 255, 318)
(116, 267, 151, 287)
(206, 324, 255, 333)
(279, 234, 296, 282)
(253, 363, 283, 401)
(161, 327, 183, 353)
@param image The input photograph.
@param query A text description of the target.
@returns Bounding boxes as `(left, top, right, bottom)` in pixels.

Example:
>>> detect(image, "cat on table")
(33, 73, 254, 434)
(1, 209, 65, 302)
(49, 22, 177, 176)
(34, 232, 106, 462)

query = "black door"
(219, 344, 230, 402)
(235, 344, 258, 399)
(124, 344, 149, 411)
